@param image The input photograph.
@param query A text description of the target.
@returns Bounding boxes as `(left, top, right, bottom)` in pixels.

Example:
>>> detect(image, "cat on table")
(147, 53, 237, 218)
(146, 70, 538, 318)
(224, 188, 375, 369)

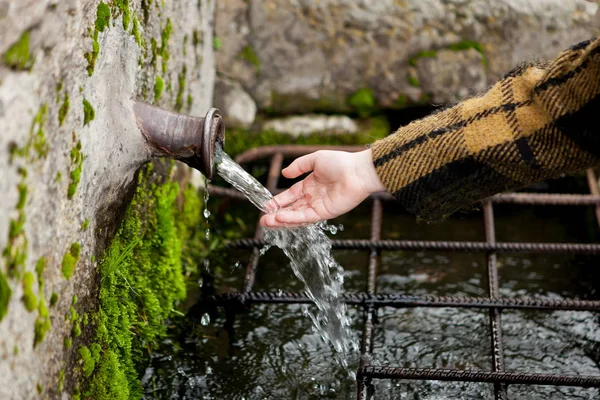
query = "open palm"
(260, 149, 385, 227)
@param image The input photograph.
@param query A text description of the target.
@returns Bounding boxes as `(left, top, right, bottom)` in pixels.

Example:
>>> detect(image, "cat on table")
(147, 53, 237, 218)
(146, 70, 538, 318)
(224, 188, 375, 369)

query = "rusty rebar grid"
(206, 145, 600, 398)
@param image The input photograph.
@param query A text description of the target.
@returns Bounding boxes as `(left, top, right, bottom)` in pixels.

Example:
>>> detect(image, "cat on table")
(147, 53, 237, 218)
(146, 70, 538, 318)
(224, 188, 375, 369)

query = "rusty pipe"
(133, 102, 225, 179)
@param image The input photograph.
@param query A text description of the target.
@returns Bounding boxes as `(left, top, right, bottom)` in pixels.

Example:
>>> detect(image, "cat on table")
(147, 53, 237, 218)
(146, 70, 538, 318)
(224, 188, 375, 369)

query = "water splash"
(203, 177, 211, 240)
(215, 146, 357, 362)
(201, 313, 210, 326)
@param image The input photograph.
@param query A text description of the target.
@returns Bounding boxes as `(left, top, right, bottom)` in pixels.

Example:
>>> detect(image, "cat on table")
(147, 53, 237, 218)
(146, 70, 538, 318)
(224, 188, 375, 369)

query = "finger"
(269, 180, 305, 209)
(282, 152, 319, 179)
(274, 207, 321, 226)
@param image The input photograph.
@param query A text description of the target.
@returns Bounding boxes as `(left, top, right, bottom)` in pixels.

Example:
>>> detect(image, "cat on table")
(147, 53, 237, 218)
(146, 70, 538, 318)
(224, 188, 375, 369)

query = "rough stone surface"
(214, 76, 257, 129)
(263, 114, 358, 137)
(215, 0, 600, 113)
(0, 1, 215, 399)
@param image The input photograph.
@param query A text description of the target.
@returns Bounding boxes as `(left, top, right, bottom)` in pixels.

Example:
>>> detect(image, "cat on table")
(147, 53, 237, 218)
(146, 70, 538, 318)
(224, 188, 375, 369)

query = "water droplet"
(177, 367, 186, 376)
(232, 261, 242, 269)
(259, 244, 271, 255)
(203, 209, 211, 219)
(201, 313, 210, 326)
(203, 259, 210, 272)
(205, 228, 210, 240)
(277, 289, 283, 297)
(197, 277, 203, 287)
(329, 225, 338, 235)
(206, 365, 213, 375)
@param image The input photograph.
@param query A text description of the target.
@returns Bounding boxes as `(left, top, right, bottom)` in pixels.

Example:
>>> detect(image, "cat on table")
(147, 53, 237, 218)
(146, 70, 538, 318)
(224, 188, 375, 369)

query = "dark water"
(142, 176, 600, 400)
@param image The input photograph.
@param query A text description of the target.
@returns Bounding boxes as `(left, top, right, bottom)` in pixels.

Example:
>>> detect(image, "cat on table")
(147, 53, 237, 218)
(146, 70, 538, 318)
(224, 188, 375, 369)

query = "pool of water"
(142, 176, 600, 400)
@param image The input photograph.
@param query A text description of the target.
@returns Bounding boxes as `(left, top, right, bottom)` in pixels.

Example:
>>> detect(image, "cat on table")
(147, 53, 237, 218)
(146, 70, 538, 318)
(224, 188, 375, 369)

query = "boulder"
(214, 76, 257, 129)
(215, 0, 600, 114)
(263, 114, 358, 137)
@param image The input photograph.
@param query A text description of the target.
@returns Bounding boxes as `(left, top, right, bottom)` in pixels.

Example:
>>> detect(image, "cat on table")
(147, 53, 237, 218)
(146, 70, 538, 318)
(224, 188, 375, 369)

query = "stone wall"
(0, 0, 215, 398)
(215, 0, 600, 118)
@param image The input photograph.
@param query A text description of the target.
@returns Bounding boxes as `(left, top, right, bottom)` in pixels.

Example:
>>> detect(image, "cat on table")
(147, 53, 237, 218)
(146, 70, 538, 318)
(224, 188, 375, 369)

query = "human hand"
(260, 149, 386, 227)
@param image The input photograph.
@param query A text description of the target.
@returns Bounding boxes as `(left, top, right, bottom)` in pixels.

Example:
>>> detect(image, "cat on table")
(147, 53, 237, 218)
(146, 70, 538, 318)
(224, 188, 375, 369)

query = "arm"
(261, 37, 600, 227)
(372, 37, 600, 221)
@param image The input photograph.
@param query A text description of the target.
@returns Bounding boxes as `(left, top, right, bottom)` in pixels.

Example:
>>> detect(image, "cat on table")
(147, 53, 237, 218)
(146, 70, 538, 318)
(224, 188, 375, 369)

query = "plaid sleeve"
(371, 37, 600, 222)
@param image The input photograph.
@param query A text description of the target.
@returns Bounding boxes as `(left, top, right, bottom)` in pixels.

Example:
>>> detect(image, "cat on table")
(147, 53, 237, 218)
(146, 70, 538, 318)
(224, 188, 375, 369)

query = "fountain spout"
(133, 102, 225, 179)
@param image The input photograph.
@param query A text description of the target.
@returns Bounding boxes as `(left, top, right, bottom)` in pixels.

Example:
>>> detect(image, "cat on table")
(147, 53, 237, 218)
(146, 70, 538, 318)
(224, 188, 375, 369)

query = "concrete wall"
(0, 1, 215, 398)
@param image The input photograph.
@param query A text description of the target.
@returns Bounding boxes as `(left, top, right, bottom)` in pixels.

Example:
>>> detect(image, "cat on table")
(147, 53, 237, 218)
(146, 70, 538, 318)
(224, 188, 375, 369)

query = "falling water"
(214, 146, 358, 363)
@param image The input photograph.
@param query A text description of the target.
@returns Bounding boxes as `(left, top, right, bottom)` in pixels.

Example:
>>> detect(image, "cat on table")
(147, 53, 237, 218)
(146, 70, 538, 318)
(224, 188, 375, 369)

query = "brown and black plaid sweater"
(372, 37, 600, 221)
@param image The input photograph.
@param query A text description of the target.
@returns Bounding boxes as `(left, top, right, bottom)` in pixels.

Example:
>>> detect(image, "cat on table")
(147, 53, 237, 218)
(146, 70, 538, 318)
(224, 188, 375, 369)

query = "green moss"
(37, 383, 43, 394)
(34, 296, 50, 347)
(55, 171, 62, 182)
(114, 0, 131, 30)
(95, 3, 111, 32)
(57, 370, 65, 393)
(3, 31, 33, 70)
(61, 242, 81, 280)
(68, 141, 84, 199)
(85, 2, 110, 76)
(408, 49, 437, 67)
(83, 165, 201, 399)
(3, 169, 29, 279)
(64, 337, 72, 349)
(61, 254, 76, 280)
(58, 92, 70, 127)
(13, 345, 18, 355)
(22, 271, 38, 312)
(213, 37, 222, 50)
(153, 76, 164, 102)
(131, 14, 143, 47)
(72, 322, 82, 337)
(175, 65, 187, 112)
(239, 45, 260, 73)
(192, 30, 200, 47)
(448, 40, 487, 68)
(82, 219, 90, 230)
(160, 19, 173, 74)
(0, 271, 11, 322)
(83, 99, 95, 126)
(78, 346, 97, 378)
(50, 292, 59, 307)
(407, 73, 420, 87)
(347, 88, 376, 118)
(25, 104, 49, 159)
(35, 257, 46, 283)
(395, 94, 408, 108)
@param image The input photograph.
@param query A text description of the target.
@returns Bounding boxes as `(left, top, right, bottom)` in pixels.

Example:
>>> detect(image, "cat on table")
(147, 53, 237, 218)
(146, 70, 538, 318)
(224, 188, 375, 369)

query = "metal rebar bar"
(207, 292, 600, 311)
(211, 184, 600, 206)
(242, 153, 283, 293)
(586, 169, 600, 227)
(228, 238, 600, 254)
(484, 202, 508, 399)
(358, 367, 600, 387)
(357, 199, 383, 399)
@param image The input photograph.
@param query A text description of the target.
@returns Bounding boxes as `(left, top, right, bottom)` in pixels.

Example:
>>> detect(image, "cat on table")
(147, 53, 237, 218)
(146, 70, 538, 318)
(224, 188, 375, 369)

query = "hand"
(260, 149, 386, 227)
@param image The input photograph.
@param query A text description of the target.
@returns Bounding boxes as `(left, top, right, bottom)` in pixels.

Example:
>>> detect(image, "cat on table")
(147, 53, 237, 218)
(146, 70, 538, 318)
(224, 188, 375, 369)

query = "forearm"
(371, 37, 600, 221)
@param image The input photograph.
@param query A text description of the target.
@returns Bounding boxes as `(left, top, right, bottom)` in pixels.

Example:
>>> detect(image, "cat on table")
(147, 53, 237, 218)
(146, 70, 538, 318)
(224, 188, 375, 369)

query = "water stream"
(214, 146, 358, 363)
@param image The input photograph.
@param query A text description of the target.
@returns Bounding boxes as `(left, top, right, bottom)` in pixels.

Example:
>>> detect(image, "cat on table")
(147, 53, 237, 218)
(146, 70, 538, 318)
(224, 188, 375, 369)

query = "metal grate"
(206, 145, 600, 399)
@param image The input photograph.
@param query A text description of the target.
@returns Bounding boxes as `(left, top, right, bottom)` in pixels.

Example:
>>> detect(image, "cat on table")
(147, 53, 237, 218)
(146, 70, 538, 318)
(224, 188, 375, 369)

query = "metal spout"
(133, 102, 225, 179)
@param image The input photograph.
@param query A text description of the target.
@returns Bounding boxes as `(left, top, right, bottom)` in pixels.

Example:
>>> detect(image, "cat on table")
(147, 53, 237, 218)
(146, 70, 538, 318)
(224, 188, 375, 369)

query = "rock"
(215, 0, 600, 114)
(263, 114, 358, 137)
(214, 77, 257, 129)
(0, 1, 215, 398)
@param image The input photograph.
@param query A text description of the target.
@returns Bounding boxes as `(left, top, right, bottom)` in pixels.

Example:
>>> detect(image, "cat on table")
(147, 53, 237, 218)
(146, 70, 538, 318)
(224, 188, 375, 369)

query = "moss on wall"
(239, 45, 260, 73)
(3, 31, 34, 70)
(80, 163, 202, 399)
(347, 88, 376, 118)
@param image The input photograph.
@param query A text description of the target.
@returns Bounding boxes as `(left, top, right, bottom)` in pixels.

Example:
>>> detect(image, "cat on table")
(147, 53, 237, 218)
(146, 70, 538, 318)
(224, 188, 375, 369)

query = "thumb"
(282, 151, 319, 179)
